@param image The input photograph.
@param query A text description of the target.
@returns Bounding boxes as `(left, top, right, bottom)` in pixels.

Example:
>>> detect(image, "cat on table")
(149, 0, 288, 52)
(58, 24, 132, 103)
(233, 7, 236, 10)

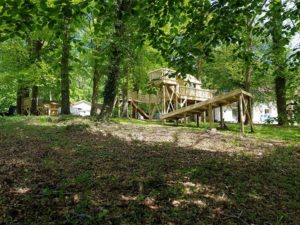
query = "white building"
(214, 102, 278, 124)
(70, 100, 91, 116)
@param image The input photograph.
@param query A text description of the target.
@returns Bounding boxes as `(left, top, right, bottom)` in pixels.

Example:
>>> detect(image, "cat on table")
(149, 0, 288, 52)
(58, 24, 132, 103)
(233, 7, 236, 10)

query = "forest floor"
(0, 116, 299, 225)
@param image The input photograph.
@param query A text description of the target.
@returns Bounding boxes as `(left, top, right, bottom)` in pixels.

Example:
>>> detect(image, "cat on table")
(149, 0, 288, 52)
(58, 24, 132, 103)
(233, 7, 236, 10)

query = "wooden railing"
(128, 92, 160, 104)
(178, 86, 214, 100)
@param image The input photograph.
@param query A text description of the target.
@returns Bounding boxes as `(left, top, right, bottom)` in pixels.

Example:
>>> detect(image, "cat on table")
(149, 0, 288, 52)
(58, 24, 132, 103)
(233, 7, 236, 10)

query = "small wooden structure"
(21, 97, 60, 116)
(127, 68, 214, 119)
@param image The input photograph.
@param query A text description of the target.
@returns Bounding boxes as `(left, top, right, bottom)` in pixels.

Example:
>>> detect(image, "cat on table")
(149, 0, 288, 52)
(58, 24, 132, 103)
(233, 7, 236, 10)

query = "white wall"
(70, 102, 91, 116)
(213, 102, 278, 124)
(214, 104, 237, 122)
(252, 102, 277, 124)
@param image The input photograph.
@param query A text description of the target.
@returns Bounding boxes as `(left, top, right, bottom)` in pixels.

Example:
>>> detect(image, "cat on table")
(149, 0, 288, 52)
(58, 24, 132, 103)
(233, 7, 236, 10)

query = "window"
(189, 83, 196, 88)
(265, 109, 270, 114)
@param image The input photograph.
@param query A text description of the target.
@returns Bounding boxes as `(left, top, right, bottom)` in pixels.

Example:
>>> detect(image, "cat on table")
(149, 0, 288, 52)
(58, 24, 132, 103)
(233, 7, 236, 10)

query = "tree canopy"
(0, 0, 299, 123)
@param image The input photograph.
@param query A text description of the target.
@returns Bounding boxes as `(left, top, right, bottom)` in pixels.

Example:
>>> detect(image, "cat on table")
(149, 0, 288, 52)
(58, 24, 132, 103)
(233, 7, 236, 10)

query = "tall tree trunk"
(91, 63, 101, 116)
(16, 87, 23, 115)
(121, 66, 129, 118)
(275, 75, 287, 126)
(30, 40, 44, 115)
(243, 16, 255, 125)
(98, 0, 128, 121)
(16, 85, 30, 115)
(31, 85, 38, 115)
(60, 17, 71, 115)
(244, 64, 253, 125)
(98, 43, 122, 120)
(269, 0, 288, 126)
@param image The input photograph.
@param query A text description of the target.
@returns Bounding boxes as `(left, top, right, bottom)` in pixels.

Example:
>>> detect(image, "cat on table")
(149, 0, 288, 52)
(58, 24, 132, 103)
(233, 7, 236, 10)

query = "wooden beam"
(184, 113, 187, 125)
(162, 85, 166, 114)
(208, 104, 213, 129)
(220, 105, 224, 128)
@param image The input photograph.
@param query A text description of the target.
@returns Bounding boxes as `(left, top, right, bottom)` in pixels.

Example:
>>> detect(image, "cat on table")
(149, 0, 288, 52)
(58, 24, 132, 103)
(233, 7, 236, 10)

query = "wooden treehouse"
(126, 68, 254, 133)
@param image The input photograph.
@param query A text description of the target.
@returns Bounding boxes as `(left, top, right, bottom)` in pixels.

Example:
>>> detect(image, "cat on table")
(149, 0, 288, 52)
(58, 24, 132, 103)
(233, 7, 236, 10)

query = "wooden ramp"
(130, 100, 150, 119)
(161, 89, 253, 133)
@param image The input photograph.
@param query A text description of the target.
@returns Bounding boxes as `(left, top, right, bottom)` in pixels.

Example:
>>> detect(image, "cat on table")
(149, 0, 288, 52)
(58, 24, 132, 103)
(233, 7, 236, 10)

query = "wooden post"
(117, 97, 120, 118)
(244, 96, 254, 133)
(175, 118, 179, 126)
(203, 111, 206, 123)
(184, 113, 187, 125)
(175, 85, 178, 110)
(239, 95, 245, 134)
(196, 113, 200, 127)
(220, 105, 224, 128)
(248, 97, 254, 133)
(162, 85, 166, 114)
(208, 104, 213, 129)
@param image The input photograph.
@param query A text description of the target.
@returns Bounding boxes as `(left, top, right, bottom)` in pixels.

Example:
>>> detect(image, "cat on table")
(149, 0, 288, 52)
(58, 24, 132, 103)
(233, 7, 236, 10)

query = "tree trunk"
(60, 17, 71, 115)
(16, 87, 23, 115)
(244, 64, 253, 125)
(98, 0, 128, 121)
(121, 65, 129, 118)
(31, 85, 39, 115)
(16, 86, 30, 115)
(98, 43, 122, 120)
(91, 63, 101, 116)
(275, 76, 287, 126)
(122, 94, 129, 118)
(30, 40, 43, 115)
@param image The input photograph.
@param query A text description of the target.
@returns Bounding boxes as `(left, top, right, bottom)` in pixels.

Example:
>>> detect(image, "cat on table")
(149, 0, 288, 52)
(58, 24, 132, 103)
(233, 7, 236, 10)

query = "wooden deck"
(161, 89, 251, 120)
(161, 89, 254, 134)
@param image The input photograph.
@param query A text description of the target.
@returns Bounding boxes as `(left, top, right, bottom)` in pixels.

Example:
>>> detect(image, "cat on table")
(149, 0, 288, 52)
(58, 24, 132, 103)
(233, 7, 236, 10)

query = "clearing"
(0, 117, 299, 225)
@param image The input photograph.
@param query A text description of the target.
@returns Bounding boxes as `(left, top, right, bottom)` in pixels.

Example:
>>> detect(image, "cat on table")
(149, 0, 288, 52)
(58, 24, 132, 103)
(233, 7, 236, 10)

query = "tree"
(263, 0, 299, 125)
(98, 0, 134, 121)
(44, 0, 90, 114)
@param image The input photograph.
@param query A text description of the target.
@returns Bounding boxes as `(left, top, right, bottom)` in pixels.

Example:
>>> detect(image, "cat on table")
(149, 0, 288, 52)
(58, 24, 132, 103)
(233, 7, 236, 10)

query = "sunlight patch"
(121, 195, 137, 201)
(172, 199, 206, 208)
(143, 197, 160, 210)
(12, 187, 31, 194)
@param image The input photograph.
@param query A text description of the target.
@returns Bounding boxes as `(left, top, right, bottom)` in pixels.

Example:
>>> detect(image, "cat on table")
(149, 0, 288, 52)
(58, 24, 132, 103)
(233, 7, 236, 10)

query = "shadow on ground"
(0, 119, 299, 225)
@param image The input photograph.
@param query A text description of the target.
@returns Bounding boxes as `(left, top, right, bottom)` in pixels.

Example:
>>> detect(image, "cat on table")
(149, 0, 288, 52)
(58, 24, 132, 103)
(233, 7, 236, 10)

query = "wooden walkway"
(161, 89, 254, 133)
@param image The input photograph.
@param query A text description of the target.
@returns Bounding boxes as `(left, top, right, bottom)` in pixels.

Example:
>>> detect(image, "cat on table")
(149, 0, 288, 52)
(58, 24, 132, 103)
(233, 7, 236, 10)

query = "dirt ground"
(0, 117, 299, 225)
(92, 122, 288, 154)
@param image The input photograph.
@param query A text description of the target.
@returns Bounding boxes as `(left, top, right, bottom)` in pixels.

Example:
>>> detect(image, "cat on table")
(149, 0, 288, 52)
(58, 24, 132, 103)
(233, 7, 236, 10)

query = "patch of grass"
(1, 117, 300, 225)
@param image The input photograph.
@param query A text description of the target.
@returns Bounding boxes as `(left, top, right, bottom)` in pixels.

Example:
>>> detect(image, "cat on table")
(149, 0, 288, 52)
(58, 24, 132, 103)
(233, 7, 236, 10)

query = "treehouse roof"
(149, 68, 202, 85)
